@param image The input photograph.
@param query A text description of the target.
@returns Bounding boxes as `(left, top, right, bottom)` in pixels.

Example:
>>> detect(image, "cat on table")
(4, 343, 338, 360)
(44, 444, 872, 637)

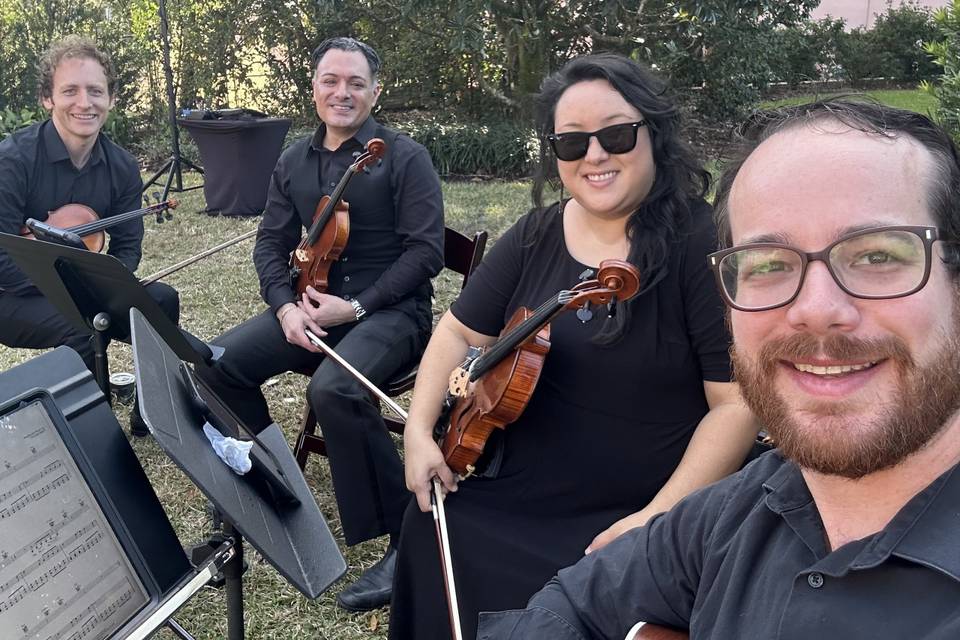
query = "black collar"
(41, 119, 105, 168)
(763, 455, 960, 582)
(309, 116, 378, 152)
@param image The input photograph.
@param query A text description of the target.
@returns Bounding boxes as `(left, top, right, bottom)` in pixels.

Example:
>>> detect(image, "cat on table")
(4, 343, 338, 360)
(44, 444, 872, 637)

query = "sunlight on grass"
(762, 88, 939, 116)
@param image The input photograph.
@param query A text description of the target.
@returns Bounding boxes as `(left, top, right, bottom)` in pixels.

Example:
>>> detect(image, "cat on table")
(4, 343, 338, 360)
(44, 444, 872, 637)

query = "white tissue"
(203, 422, 253, 474)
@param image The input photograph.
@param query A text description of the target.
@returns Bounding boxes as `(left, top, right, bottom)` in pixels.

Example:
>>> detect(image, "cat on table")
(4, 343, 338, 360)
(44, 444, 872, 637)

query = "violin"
(289, 138, 386, 298)
(436, 259, 641, 478)
(20, 198, 177, 252)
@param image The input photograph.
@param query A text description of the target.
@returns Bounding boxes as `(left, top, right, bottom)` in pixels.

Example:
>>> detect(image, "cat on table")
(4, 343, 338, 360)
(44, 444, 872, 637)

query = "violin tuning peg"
(362, 165, 371, 174)
(152, 191, 161, 203)
(576, 303, 593, 323)
(142, 194, 150, 206)
(607, 298, 618, 318)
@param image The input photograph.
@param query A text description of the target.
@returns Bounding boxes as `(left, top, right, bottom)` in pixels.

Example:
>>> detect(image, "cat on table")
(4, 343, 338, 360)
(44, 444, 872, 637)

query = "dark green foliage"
(651, 1, 821, 121)
(769, 18, 846, 86)
(387, 113, 536, 178)
(833, 2, 938, 83)
(12, 0, 934, 157)
(0, 106, 45, 138)
(835, 27, 885, 82)
(924, 0, 960, 142)
(872, 1, 939, 81)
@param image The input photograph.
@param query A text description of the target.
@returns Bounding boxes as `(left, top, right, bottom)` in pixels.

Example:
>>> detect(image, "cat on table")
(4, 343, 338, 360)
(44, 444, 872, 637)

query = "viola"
(436, 259, 641, 478)
(20, 199, 178, 252)
(289, 138, 386, 299)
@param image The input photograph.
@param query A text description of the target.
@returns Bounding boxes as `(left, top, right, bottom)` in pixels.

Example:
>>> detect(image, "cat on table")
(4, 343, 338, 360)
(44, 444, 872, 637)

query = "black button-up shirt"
(252, 116, 444, 315)
(477, 451, 960, 639)
(0, 120, 144, 294)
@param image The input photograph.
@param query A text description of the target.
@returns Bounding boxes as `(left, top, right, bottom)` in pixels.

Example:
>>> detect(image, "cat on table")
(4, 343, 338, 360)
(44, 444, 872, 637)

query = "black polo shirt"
(0, 120, 144, 294)
(252, 116, 444, 315)
(477, 451, 960, 639)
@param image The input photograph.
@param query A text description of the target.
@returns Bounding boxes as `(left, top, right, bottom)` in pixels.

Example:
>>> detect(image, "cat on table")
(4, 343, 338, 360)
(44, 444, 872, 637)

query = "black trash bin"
(178, 111, 291, 216)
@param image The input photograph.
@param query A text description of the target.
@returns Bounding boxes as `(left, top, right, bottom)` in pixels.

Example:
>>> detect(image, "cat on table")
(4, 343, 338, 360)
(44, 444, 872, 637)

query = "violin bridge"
(447, 368, 470, 397)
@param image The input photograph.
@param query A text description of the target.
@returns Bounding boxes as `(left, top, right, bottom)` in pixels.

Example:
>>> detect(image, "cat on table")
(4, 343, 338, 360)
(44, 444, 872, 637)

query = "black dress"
(389, 202, 732, 640)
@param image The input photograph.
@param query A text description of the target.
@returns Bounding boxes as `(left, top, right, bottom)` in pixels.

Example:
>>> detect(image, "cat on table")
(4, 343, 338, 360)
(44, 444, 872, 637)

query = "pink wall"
(811, 0, 948, 29)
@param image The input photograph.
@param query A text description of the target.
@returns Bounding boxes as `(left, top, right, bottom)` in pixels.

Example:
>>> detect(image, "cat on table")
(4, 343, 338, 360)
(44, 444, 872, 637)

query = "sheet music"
(0, 401, 149, 639)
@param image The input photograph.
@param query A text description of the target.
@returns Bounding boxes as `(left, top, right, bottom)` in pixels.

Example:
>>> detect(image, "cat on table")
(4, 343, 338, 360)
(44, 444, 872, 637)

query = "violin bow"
(303, 329, 464, 640)
(140, 229, 257, 285)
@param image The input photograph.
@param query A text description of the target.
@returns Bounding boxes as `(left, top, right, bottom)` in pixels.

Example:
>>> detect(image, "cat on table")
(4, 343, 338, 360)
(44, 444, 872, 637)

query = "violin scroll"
(596, 259, 641, 299)
(365, 137, 386, 160)
(564, 259, 641, 310)
(352, 137, 386, 173)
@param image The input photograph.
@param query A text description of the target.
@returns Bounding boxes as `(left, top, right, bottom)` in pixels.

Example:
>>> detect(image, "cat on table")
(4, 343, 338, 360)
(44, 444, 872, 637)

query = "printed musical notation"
(0, 401, 149, 639)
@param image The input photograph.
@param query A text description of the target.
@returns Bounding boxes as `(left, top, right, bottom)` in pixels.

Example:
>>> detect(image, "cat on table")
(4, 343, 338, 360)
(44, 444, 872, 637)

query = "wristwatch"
(350, 298, 366, 321)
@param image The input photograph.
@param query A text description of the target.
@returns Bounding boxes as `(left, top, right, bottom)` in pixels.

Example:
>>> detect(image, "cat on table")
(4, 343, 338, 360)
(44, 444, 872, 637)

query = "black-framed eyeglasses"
(546, 120, 648, 161)
(707, 225, 945, 312)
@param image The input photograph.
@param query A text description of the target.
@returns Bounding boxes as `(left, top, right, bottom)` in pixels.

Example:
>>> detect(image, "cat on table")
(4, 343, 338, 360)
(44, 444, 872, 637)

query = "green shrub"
(923, 0, 960, 142)
(0, 106, 45, 138)
(872, 1, 939, 82)
(387, 113, 537, 178)
(833, 2, 937, 83)
(769, 18, 846, 86)
(835, 27, 888, 82)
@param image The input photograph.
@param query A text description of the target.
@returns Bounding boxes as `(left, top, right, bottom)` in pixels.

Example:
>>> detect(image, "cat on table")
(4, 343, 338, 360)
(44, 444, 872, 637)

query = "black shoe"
(336, 546, 397, 612)
(129, 404, 150, 438)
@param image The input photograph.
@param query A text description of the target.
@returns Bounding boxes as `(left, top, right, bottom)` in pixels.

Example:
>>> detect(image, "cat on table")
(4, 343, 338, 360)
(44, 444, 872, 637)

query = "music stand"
(130, 308, 346, 638)
(0, 346, 232, 640)
(0, 232, 217, 398)
(141, 0, 204, 200)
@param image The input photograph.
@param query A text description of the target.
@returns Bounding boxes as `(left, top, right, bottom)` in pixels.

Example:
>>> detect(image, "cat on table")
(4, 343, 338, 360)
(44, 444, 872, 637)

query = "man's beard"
(733, 323, 960, 479)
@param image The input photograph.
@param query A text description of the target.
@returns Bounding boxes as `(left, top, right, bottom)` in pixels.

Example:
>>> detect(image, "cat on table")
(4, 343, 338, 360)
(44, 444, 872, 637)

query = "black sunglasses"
(547, 120, 648, 161)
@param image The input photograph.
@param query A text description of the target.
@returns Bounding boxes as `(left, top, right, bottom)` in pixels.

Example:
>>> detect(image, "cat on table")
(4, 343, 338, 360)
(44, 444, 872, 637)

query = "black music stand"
(141, 0, 204, 200)
(0, 232, 218, 398)
(130, 308, 346, 639)
(0, 347, 230, 640)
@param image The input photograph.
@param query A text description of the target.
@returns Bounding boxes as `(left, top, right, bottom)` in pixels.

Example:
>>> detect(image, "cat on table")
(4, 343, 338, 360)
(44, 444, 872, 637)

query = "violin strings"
(69, 202, 167, 235)
(470, 292, 568, 380)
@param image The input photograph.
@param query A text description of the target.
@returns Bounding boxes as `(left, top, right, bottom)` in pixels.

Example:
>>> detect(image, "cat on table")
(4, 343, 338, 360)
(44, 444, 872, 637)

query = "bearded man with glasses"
(477, 98, 960, 639)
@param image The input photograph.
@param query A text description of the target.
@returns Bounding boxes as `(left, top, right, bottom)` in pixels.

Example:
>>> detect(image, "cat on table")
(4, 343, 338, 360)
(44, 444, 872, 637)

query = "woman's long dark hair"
(532, 53, 709, 344)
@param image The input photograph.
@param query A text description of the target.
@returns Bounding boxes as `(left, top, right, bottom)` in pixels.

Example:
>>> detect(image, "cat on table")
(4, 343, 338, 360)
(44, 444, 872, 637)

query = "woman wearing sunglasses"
(389, 53, 759, 639)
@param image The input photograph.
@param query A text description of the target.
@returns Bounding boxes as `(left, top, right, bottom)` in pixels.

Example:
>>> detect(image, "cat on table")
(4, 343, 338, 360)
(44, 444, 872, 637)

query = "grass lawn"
(762, 87, 939, 116)
(0, 177, 532, 639)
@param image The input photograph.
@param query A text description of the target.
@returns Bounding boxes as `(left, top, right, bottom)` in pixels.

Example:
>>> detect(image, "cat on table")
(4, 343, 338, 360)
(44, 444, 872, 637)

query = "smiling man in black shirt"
(477, 100, 960, 639)
(0, 36, 179, 434)
(197, 36, 444, 612)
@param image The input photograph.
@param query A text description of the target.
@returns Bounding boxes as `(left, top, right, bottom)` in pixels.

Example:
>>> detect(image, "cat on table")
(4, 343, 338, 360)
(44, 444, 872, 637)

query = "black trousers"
(0, 282, 180, 373)
(197, 296, 431, 545)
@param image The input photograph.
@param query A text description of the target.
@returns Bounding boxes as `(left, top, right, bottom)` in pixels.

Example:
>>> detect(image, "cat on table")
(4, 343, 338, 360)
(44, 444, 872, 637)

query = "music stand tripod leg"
(161, 158, 179, 202)
(92, 312, 112, 400)
(142, 157, 174, 194)
(165, 618, 197, 640)
(181, 157, 205, 175)
(222, 521, 245, 640)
